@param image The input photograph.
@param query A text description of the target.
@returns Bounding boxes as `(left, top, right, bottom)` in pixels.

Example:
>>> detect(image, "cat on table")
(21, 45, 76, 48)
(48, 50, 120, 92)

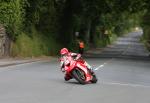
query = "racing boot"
(89, 67, 94, 75)
(84, 62, 94, 74)
(87, 66, 94, 74)
(64, 74, 72, 81)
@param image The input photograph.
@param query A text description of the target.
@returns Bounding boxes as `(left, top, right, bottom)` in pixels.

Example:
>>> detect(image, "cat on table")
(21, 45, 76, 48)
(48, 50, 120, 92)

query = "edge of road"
(83, 53, 150, 61)
(0, 56, 58, 67)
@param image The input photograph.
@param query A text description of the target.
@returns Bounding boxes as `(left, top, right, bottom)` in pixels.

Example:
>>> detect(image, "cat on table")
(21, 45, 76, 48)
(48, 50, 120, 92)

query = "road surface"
(0, 31, 150, 103)
(0, 58, 150, 103)
(85, 31, 150, 59)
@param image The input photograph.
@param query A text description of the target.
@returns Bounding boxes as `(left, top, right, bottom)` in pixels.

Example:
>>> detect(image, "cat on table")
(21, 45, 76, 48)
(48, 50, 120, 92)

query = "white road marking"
(94, 64, 104, 70)
(94, 59, 113, 71)
(102, 81, 150, 88)
(0, 61, 43, 72)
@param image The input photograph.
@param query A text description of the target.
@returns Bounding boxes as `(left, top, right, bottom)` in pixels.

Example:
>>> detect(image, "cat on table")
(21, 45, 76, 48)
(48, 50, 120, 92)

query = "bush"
(0, 0, 27, 39)
(11, 30, 61, 57)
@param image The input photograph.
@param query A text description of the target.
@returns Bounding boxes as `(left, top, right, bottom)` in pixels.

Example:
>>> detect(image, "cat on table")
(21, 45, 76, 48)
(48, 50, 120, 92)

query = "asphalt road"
(0, 31, 150, 103)
(0, 58, 150, 103)
(85, 31, 150, 59)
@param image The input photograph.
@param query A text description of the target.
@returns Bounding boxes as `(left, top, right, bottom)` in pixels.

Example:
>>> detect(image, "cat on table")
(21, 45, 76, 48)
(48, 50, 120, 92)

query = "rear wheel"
(72, 68, 86, 84)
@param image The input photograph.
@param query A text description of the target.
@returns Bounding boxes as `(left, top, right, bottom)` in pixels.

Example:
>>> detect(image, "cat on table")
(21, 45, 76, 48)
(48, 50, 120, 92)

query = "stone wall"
(0, 25, 11, 57)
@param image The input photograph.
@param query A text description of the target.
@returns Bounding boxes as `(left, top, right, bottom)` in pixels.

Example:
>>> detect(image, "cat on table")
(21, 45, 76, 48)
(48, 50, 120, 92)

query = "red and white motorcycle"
(60, 56, 97, 84)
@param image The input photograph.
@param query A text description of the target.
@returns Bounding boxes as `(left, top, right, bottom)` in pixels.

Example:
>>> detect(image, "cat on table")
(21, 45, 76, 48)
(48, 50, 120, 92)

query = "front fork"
(76, 63, 92, 82)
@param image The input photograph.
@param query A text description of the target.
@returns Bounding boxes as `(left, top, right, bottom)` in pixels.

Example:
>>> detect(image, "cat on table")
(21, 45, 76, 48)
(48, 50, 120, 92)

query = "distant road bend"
(85, 31, 150, 59)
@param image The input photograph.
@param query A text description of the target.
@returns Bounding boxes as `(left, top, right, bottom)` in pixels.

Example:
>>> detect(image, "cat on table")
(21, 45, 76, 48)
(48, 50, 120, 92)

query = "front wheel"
(72, 68, 86, 85)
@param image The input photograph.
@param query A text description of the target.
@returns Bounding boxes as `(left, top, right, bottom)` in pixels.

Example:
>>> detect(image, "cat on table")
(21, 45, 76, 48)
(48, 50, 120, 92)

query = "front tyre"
(72, 68, 86, 85)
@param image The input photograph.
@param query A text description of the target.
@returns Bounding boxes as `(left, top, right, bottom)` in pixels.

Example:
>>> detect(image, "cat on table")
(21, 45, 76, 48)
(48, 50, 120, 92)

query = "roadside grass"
(11, 32, 61, 57)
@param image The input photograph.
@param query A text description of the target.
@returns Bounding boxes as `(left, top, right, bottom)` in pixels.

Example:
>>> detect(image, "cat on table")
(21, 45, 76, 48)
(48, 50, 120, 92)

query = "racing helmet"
(60, 48, 69, 55)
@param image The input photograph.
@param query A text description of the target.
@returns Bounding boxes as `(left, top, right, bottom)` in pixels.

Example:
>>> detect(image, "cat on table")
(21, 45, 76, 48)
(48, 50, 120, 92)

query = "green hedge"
(0, 0, 27, 39)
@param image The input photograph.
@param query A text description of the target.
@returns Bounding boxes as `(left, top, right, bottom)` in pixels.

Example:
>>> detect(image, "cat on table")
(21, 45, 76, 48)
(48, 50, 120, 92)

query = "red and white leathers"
(60, 52, 93, 72)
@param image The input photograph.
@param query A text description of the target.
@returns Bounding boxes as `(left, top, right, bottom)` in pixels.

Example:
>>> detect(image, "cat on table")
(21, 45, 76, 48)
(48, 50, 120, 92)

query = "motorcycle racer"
(60, 48, 94, 74)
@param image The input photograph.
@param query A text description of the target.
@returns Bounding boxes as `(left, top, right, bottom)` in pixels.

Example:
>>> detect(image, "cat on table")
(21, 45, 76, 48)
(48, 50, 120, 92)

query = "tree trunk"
(85, 20, 91, 44)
